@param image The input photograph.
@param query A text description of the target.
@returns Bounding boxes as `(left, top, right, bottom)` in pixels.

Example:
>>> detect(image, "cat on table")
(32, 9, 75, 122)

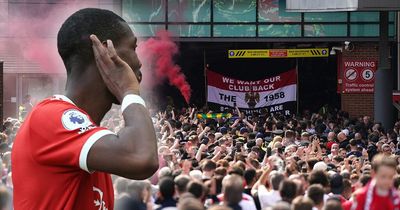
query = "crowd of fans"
(2, 105, 400, 210)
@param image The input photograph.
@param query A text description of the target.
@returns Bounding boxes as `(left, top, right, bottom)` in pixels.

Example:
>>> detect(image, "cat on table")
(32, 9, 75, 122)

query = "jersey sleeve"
(29, 100, 116, 173)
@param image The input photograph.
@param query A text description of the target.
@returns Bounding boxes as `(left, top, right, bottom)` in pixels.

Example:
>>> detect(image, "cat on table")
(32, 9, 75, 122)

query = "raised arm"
(86, 35, 158, 179)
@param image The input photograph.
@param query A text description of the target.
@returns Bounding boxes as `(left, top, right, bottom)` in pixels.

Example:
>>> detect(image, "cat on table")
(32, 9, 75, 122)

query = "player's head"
(57, 8, 141, 84)
(372, 153, 397, 190)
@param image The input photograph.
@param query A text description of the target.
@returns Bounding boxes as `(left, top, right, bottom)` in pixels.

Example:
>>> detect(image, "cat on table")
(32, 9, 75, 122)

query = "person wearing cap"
(219, 127, 228, 135)
(272, 129, 284, 137)
(239, 127, 249, 138)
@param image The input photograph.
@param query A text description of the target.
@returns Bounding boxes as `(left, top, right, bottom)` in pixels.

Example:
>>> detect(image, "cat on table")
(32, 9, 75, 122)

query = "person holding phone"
(12, 8, 159, 210)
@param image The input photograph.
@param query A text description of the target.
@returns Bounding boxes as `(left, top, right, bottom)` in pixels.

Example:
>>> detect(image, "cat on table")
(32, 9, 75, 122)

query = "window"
(214, 24, 256, 37)
(304, 24, 347, 37)
(168, 0, 211, 22)
(121, 0, 396, 38)
(129, 24, 165, 37)
(258, 24, 301, 37)
(350, 12, 379, 22)
(123, 0, 166, 22)
(168, 24, 211, 37)
(213, 0, 256, 22)
(350, 24, 378, 37)
(259, 0, 301, 22)
(304, 12, 347, 22)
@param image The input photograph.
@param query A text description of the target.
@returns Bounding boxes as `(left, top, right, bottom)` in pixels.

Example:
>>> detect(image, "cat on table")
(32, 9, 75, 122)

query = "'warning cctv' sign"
(228, 48, 329, 58)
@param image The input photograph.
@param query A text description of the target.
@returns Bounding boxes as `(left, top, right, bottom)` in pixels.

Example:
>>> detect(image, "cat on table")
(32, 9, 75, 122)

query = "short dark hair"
(323, 199, 343, 210)
(187, 181, 206, 199)
(244, 169, 256, 185)
(222, 175, 243, 205)
(57, 8, 130, 75)
(279, 180, 297, 203)
(307, 184, 324, 206)
(270, 172, 285, 191)
(292, 196, 314, 210)
(174, 175, 191, 194)
(159, 177, 175, 199)
(309, 170, 329, 188)
(202, 160, 217, 172)
(307, 158, 319, 170)
(342, 179, 352, 193)
(359, 174, 371, 187)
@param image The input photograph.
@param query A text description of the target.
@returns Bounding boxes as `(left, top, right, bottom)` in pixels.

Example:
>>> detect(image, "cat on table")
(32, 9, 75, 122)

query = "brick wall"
(340, 43, 379, 118)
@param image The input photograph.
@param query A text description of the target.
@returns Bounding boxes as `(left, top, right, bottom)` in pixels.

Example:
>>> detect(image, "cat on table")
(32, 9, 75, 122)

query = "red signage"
(393, 91, 400, 103)
(269, 49, 288, 57)
(340, 60, 377, 94)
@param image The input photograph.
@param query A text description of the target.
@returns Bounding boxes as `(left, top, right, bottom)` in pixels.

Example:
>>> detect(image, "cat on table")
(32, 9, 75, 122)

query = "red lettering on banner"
(207, 69, 297, 92)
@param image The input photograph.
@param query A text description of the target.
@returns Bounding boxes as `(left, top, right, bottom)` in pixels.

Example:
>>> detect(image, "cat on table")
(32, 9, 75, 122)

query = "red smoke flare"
(3, 1, 112, 74)
(137, 30, 191, 104)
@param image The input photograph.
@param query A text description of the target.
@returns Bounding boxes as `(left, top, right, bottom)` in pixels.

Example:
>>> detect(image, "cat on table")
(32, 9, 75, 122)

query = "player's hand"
(90, 34, 140, 103)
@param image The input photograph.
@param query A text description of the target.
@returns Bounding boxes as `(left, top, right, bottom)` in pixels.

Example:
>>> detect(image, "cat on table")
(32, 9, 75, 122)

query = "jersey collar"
(53, 95, 76, 105)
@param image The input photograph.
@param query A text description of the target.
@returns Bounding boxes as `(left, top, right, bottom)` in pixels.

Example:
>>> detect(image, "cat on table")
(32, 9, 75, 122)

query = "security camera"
(344, 41, 354, 51)
(344, 41, 351, 50)
(330, 46, 343, 55)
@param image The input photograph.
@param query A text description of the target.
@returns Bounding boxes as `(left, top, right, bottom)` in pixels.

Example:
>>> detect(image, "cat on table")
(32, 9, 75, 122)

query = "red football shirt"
(349, 182, 400, 210)
(12, 95, 115, 210)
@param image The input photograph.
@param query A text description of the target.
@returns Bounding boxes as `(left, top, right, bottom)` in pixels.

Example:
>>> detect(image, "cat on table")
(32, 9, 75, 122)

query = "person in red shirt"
(343, 154, 400, 210)
(12, 8, 159, 210)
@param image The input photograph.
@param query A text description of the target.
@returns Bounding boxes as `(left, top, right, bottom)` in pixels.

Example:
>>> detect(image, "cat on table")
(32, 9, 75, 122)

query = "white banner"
(207, 84, 296, 109)
(207, 69, 297, 115)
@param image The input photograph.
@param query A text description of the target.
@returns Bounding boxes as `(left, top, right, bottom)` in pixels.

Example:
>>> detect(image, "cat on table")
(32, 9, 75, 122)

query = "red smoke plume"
(3, 1, 105, 74)
(137, 30, 191, 104)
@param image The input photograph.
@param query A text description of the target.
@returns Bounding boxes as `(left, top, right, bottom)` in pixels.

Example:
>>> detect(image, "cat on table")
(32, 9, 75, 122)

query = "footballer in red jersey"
(12, 8, 158, 210)
(345, 154, 400, 210)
